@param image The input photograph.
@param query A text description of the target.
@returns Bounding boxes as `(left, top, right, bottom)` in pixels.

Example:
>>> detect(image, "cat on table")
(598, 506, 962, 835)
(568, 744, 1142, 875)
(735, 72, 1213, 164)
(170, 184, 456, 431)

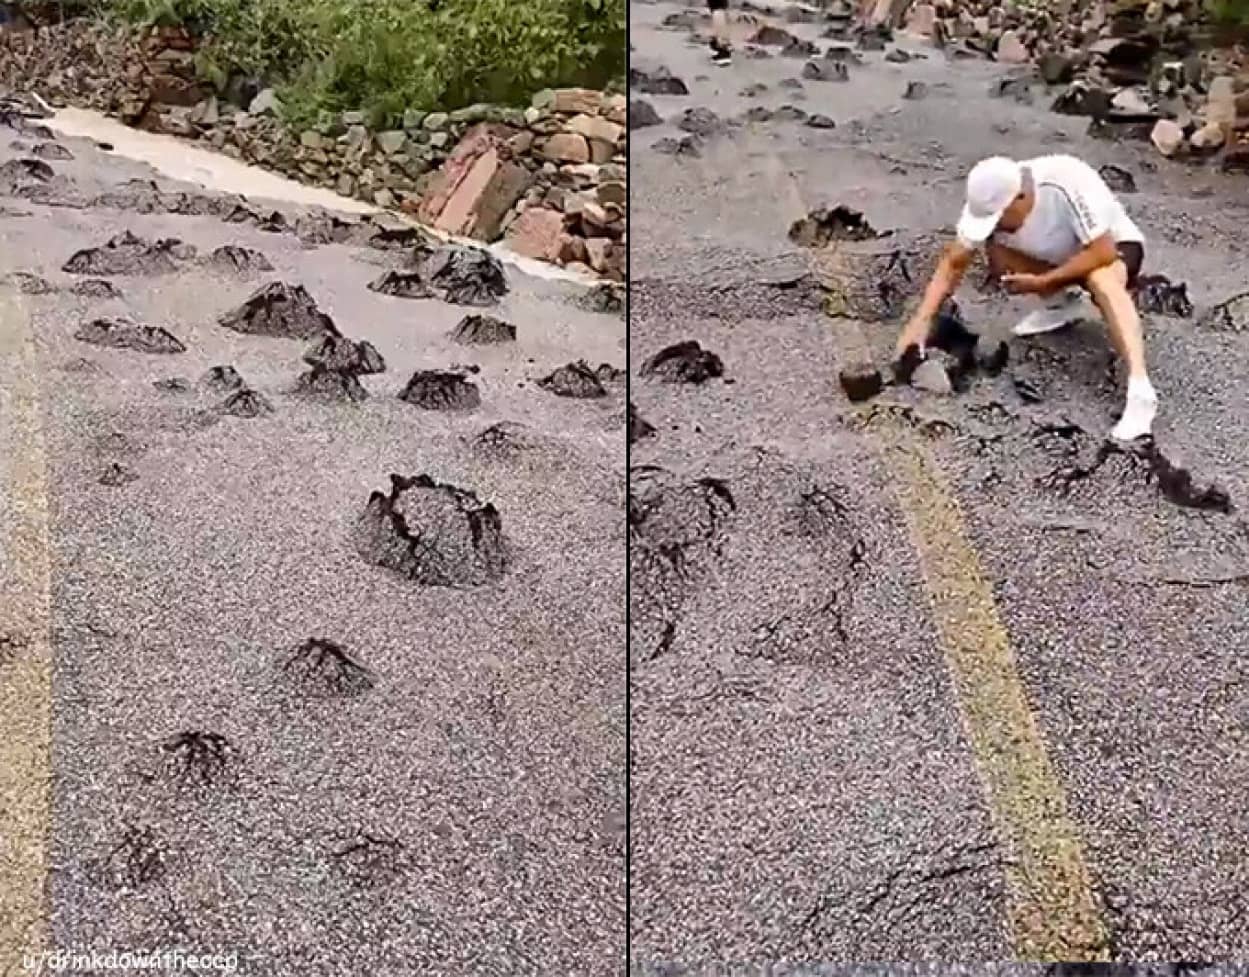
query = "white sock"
(1111, 375, 1157, 442)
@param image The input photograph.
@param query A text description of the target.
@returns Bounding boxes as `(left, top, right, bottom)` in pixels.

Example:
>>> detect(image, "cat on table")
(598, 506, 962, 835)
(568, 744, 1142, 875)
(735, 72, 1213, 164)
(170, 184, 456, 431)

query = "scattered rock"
(450, 314, 516, 345)
(418, 245, 508, 307)
(632, 66, 690, 96)
(397, 370, 481, 410)
(218, 282, 339, 339)
(996, 30, 1029, 64)
(353, 473, 507, 587)
(538, 361, 608, 399)
(207, 245, 273, 274)
(1150, 119, 1185, 157)
(303, 334, 386, 375)
(640, 341, 724, 384)
(629, 402, 656, 444)
(782, 38, 821, 58)
(911, 356, 955, 394)
(367, 270, 436, 299)
(751, 25, 797, 46)
(653, 135, 703, 157)
(903, 81, 929, 100)
(62, 230, 188, 276)
(630, 99, 664, 128)
(74, 317, 185, 354)
(788, 205, 880, 247)
(803, 60, 849, 82)
(806, 113, 837, 129)
(677, 107, 725, 138)
(0, 157, 53, 193)
(219, 388, 274, 417)
(202, 365, 245, 392)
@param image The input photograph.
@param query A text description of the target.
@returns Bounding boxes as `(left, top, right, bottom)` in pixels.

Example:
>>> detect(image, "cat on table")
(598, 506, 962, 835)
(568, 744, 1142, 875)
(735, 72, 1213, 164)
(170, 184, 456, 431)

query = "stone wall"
(0, 19, 627, 280)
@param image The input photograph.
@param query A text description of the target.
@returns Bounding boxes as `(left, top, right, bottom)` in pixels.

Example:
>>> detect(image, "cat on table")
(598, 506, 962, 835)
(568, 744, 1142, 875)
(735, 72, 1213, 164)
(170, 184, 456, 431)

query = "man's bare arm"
(1038, 233, 1118, 290)
(894, 240, 974, 355)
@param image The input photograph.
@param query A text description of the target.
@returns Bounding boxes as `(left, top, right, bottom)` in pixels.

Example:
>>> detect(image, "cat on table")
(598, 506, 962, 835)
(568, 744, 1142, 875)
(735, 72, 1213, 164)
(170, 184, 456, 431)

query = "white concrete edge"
(43, 107, 608, 289)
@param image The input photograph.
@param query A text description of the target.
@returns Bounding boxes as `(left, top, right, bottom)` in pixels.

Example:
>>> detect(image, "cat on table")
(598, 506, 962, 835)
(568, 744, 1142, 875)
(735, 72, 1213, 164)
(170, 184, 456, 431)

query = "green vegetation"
(1208, 0, 1249, 24)
(94, 0, 625, 125)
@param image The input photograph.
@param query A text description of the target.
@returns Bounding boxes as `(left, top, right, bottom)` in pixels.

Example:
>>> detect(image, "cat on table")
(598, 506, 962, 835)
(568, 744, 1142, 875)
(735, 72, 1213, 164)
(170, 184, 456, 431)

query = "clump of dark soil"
(472, 420, 539, 457)
(450, 314, 516, 345)
(160, 731, 234, 788)
(640, 341, 724, 384)
(367, 270, 436, 299)
(631, 66, 690, 96)
(303, 334, 386, 375)
(0, 157, 53, 193)
(678, 107, 726, 138)
(838, 362, 884, 402)
(5, 271, 54, 294)
(1098, 164, 1137, 193)
(418, 245, 509, 306)
(219, 282, 339, 339)
(789, 205, 881, 247)
(397, 370, 481, 411)
(629, 402, 656, 444)
(581, 282, 625, 316)
(30, 142, 73, 161)
(99, 462, 139, 487)
(207, 245, 274, 274)
(294, 365, 369, 403)
(219, 388, 274, 417)
(653, 135, 704, 158)
(354, 473, 508, 587)
(74, 317, 186, 354)
(202, 365, 245, 392)
(630, 99, 664, 128)
(1197, 291, 1249, 333)
(803, 60, 850, 81)
(1134, 274, 1193, 318)
(539, 361, 608, 398)
(282, 638, 374, 697)
(63, 231, 191, 276)
(71, 279, 122, 298)
(752, 24, 796, 45)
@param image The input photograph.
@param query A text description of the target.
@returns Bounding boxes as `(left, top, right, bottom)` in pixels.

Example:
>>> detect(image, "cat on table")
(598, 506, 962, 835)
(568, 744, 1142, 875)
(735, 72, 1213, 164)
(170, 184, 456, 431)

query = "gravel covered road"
(628, 0, 1249, 964)
(0, 110, 625, 976)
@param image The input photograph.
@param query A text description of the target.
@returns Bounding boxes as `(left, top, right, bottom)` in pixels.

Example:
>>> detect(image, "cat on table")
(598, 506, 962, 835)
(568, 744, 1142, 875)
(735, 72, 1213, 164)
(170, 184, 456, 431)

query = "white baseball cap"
(956, 156, 1023, 244)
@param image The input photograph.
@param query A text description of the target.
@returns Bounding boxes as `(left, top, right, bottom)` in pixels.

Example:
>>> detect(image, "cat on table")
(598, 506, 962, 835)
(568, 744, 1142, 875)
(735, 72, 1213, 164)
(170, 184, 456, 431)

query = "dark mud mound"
(788, 205, 881, 247)
(282, 638, 374, 697)
(678, 107, 726, 138)
(629, 402, 656, 444)
(1197, 291, 1249, 333)
(472, 420, 541, 458)
(303, 334, 386, 375)
(596, 363, 625, 383)
(419, 245, 509, 306)
(99, 462, 139, 487)
(160, 730, 235, 788)
(294, 365, 369, 403)
(630, 468, 737, 661)
(653, 135, 704, 158)
(207, 245, 274, 274)
(202, 365, 246, 392)
(630, 66, 690, 96)
(630, 99, 664, 128)
(1134, 274, 1193, 318)
(802, 60, 850, 82)
(640, 341, 724, 384)
(838, 362, 885, 402)
(354, 473, 508, 587)
(30, 142, 73, 161)
(539, 361, 607, 399)
(71, 279, 123, 299)
(450, 314, 516, 345)
(398, 370, 481, 411)
(218, 282, 339, 339)
(4, 271, 54, 294)
(89, 826, 164, 891)
(62, 231, 189, 276)
(367, 270, 436, 299)
(1045, 432, 1231, 513)
(1098, 164, 1137, 193)
(219, 388, 274, 418)
(74, 317, 185, 354)
(751, 24, 796, 45)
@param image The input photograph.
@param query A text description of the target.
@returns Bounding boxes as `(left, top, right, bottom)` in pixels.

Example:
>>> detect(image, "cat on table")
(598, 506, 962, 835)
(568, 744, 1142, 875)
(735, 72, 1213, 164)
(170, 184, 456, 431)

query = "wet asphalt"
(629, 0, 1249, 965)
(0, 122, 625, 975)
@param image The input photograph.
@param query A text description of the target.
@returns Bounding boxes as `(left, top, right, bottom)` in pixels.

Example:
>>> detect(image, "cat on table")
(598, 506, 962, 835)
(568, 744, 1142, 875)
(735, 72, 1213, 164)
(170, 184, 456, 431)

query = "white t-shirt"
(970, 154, 1145, 265)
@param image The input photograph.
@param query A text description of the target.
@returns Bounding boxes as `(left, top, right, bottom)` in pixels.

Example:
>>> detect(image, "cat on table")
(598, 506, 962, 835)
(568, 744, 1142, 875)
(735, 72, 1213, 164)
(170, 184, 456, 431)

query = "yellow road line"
(0, 289, 53, 976)
(747, 139, 1109, 959)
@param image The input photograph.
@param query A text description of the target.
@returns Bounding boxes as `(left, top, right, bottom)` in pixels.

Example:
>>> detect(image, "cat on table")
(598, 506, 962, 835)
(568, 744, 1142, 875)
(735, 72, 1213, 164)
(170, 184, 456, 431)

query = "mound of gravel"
(218, 282, 339, 339)
(219, 388, 274, 417)
(449, 314, 516, 345)
(539, 361, 608, 398)
(63, 230, 194, 276)
(207, 245, 274, 274)
(74, 317, 185, 354)
(418, 245, 509, 306)
(397, 370, 481, 411)
(293, 365, 369, 403)
(302, 333, 386, 375)
(201, 365, 246, 392)
(353, 473, 508, 587)
(367, 270, 436, 299)
(640, 341, 724, 384)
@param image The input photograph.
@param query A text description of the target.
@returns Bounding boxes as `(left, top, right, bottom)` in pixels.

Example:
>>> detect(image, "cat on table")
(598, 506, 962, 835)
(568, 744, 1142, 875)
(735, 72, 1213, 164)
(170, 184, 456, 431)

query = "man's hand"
(1001, 271, 1051, 295)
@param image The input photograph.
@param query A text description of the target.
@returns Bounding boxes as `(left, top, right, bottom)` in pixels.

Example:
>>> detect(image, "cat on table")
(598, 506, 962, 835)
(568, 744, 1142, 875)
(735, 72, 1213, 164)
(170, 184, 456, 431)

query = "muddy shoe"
(1012, 289, 1089, 336)
(1110, 377, 1157, 443)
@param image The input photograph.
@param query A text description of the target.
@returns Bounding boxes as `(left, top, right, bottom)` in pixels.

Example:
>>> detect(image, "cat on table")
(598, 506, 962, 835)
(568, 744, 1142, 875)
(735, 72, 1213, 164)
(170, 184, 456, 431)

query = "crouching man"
(894, 154, 1157, 442)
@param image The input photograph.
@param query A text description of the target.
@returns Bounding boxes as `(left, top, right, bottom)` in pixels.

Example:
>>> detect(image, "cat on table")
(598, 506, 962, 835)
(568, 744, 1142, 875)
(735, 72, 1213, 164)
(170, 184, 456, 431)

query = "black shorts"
(708, 0, 728, 10)
(1116, 240, 1143, 287)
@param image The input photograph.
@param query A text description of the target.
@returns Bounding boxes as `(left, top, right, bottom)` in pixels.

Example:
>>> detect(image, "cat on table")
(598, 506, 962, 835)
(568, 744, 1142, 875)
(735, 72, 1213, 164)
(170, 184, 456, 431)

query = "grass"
(92, 0, 625, 126)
